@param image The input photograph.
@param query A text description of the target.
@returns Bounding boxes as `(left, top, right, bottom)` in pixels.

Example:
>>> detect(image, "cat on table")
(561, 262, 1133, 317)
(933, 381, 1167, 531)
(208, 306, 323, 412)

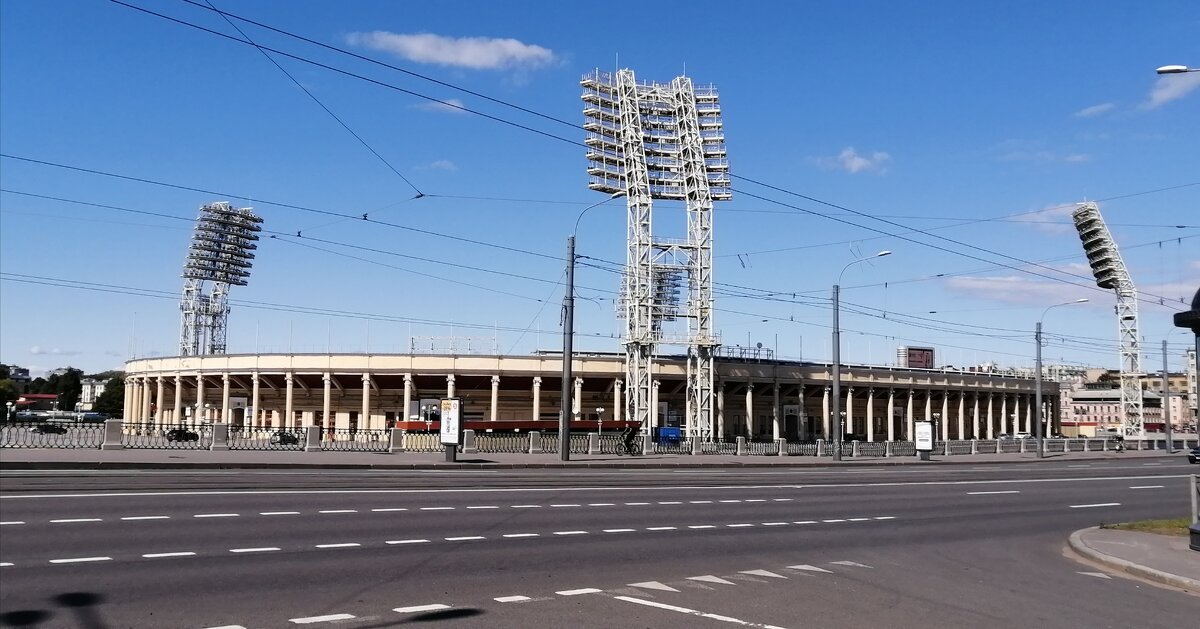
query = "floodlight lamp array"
(1071, 202, 1126, 290)
(182, 202, 263, 286)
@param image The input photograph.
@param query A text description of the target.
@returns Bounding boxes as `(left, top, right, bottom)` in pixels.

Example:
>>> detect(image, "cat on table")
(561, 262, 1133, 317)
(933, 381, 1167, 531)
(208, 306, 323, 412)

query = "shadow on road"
(0, 592, 109, 628)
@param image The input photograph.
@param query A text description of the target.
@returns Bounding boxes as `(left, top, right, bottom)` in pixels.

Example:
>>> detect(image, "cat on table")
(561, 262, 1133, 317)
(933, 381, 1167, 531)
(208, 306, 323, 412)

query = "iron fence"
(1085, 438, 1107, 451)
(1044, 439, 1065, 453)
(538, 433, 589, 454)
(947, 440, 974, 455)
(787, 442, 818, 456)
(891, 441, 916, 457)
(402, 432, 442, 452)
(998, 440, 1021, 453)
(1066, 439, 1085, 452)
(123, 422, 212, 449)
(228, 428, 305, 451)
(597, 433, 625, 454)
(474, 433, 527, 454)
(653, 438, 692, 455)
(856, 442, 887, 457)
(319, 428, 389, 452)
(0, 421, 104, 449)
(746, 441, 780, 456)
(708, 439, 739, 455)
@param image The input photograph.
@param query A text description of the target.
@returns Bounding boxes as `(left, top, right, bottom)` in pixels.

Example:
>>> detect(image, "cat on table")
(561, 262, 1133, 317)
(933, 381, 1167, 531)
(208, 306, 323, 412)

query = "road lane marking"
(630, 581, 679, 592)
(830, 561, 873, 568)
(122, 515, 170, 521)
(603, 528, 635, 533)
(230, 547, 280, 553)
(740, 569, 787, 579)
(773, 498, 793, 502)
(261, 511, 300, 515)
(727, 523, 754, 528)
(719, 500, 742, 503)
(202, 626, 247, 629)
(1069, 503, 1121, 508)
(688, 575, 736, 585)
(421, 507, 454, 511)
(0, 562, 14, 567)
(445, 536, 485, 541)
(557, 588, 602, 596)
(1079, 571, 1112, 580)
(1142, 463, 1162, 466)
(658, 501, 682, 505)
(194, 513, 239, 518)
(613, 596, 786, 628)
(793, 520, 817, 524)
(0, 521, 26, 525)
(503, 533, 539, 538)
(690, 500, 713, 504)
(315, 543, 361, 549)
(553, 530, 588, 535)
(745, 499, 767, 503)
(646, 526, 677, 531)
(394, 604, 450, 614)
(318, 510, 357, 514)
(625, 502, 650, 506)
(550, 504, 581, 508)
(847, 518, 871, 522)
(466, 506, 498, 510)
(822, 519, 846, 523)
(967, 490, 1020, 495)
(142, 552, 195, 558)
(874, 516, 896, 520)
(494, 596, 530, 603)
(289, 614, 356, 624)
(50, 518, 101, 523)
(1068, 465, 1091, 468)
(511, 505, 541, 508)
(788, 564, 831, 573)
(49, 556, 111, 564)
(588, 503, 615, 506)
(1129, 485, 1164, 489)
(762, 522, 788, 526)
(371, 508, 407, 512)
(689, 525, 717, 529)
(385, 539, 429, 545)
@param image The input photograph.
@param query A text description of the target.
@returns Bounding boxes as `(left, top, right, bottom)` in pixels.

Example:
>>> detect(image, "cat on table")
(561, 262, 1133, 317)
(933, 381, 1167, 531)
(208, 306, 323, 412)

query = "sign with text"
(915, 421, 934, 451)
(439, 398, 463, 446)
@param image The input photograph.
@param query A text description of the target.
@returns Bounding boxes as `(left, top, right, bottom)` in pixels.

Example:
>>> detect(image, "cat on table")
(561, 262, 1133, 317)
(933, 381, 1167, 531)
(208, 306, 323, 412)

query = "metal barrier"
(474, 433, 527, 454)
(974, 440, 997, 454)
(997, 440, 1021, 453)
(786, 442, 818, 456)
(947, 440, 974, 455)
(229, 428, 305, 451)
(537, 433, 589, 454)
(1085, 439, 1107, 451)
(319, 429, 389, 452)
(0, 421, 104, 449)
(856, 442, 887, 457)
(891, 441, 916, 457)
(402, 432, 442, 452)
(653, 438, 692, 455)
(746, 440, 779, 456)
(1044, 439, 1066, 453)
(123, 422, 212, 449)
(1066, 439, 1085, 452)
(597, 433, 625, 454)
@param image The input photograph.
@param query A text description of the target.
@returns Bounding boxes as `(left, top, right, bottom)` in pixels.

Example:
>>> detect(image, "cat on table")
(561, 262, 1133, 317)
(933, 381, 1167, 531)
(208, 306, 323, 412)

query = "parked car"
(29, 423, 68, 434)
(270, 431, 300, 446)
(997, 433, 1014, 440)
(1015, 432, 1032, 439)
(1188, 447, 1200, 464)
(165, 428, 200, 442)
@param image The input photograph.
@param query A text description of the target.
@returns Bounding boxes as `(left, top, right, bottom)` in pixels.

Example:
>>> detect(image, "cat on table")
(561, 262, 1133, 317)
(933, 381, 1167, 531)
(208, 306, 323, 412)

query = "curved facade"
(123, 352, 1051, 442)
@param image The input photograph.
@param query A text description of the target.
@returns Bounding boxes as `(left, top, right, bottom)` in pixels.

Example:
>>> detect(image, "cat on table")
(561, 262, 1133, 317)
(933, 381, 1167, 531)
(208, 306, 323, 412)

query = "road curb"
(1068, 527, 1200, 592)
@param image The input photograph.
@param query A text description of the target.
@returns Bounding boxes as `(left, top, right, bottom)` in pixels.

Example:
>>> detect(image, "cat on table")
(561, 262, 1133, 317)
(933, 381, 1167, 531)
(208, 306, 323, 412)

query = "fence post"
(643, 433, 654, 455)
(885, 441, 893, 457)
(1083, 439, 1090, 452)
(462, 429, 478, 454)
(692, 436, 702, 455)
(777, 438, 788, 457)
(528, 430, 542, 454)
(588, 432, 600, 455)
(945, 440, 951, 456)
(852, 440, 860, 457)
(388, 429, 405, 453)
(304, 425, 321, 452)
(816, 439, 825, 457)
(970, 439, 977, 455)
(101, 419, 124, 450)
(736, 436, 747, 456)
(210, 422, 229, 451)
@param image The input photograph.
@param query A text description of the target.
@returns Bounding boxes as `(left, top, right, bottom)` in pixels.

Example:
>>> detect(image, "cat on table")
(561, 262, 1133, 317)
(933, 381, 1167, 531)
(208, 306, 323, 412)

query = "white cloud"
(995, 140, 1093, 164)
(429, 160, 457, 171)
(414, 98, 467, 114)
(1073, 102, 1115, 118)
(346, 32, 556, 70)
(944, 275, 1093, 306)
(815, 147, 891, 174)
(1142, 72, 1200, 109)
(29, 346, 82, 356)
(1020, 203, 1081, 234)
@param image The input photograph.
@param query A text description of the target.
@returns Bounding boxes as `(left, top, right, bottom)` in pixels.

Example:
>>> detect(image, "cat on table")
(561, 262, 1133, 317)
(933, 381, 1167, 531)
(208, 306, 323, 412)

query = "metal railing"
(597, 433, 625, 454)
(891, 441, 916, 457)
(947, 440, 974, 455)
(319, 429, 389, 452)
(229, 428, 305, 451)
(787, 442, 818, 456)
(0, 421, 104, 449)
(746, 441, 780, 456)
(123, 422, 212, 449)
(475, 433, 527, 454)
(402, 432, 442, 453)
(998, 440, 1021, 453)
(538, 433, 589, 454)
(653, 438, 692, 455)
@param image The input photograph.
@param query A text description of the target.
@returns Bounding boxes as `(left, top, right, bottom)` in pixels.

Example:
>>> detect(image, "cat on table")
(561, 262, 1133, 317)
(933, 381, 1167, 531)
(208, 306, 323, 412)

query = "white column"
(941, 391, 949, 440)
(194, 374, 205, 423)
(886, 388, 895, 442)
(821, 386, 830, 439)
(361, 373, 371, 430)
(772, 383, 781, 440)
(1025, 395, 1033, 433)
(122, 378, 132, 421)
(986, 393, 995, 439)
(531, 377, 542, 422)
(1000, 393, 1008, 435)
(573, 377, 583, 420)
(221, 374, 231, 424)
(845, 386, 854, 439)
(173, 375, 183, 425)
(924, 391, 932, 423)
(866, 388, 875, 442)
(957, 393, 965, 440)
(446, 374, 456, 398)
(251, 372, 260, 429)
(716, 381, 725, 440)
(490, 376, 500, 421)
(746, 383, 756, 438)
(155, 377, 165, 423)
(285, 372, 294, 429)
(797, 384, 807, 440)
(322, 373, 332, 430)
(613, 379, 622, 425)
(651, 380, 661, 429)
(402, 374, 412, 425)
(906, 389, 915, 440)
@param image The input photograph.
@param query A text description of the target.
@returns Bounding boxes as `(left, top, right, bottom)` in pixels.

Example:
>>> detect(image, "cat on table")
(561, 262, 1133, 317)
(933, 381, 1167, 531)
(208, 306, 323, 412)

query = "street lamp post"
(831, 250, 891, 461)
(561, 192, 626, 462)
(1035, 299, 1088, 457)
(596, 407, 605, 435)
(1156, 65, 1199, 74)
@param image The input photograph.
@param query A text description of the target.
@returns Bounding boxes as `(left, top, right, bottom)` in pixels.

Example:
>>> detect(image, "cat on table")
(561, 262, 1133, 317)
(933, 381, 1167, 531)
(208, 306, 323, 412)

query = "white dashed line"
(260, 511, 300, 516)
(0, 562, 15, 567)
(394, 604, 450, 614)
(494, 596, 531, 603)
(318, 510, 357, 514)
(719, 500, 742, 503)
(315, 543, 361, 549)
(229, 547, 280, 553)
(511, 505, 541, 508)
(122, 515, 170, 521)
(688, 575, 736, 585)
(793, 520, 817, 525)
(1068, 465, 1091, 468)
(646, 526, 677, 531)
(625, 502, 650, 506)
(554, 531, 588, 536)
(289, 613, 356, 624)
(1142, 463, 1163, 466)
(202, 625, 247, 629)
(385, 539, 429, 545)
(847, 518, 871, 522)
(1069, 503, 1121, 509)
(550, 504, 581, 508)
(740, 569, 787, 579)
(50, 518, 101, 523)
(142, 552, 195, 558)
(822, 519, 846, 523)
(688, 525, 717, 529)
(1130, 485, 1164, 489)
(371, 508, 407, 512)
(557, 588, 603, 596)
(689, 500, 713, 504)
(745, 499, 767, 503)
(603, 528, 635, 533)
(588, 503, 615, 506)
(762, 522, 788, 526)
(466, 506, 499, 510)
(421, 507, 454, 511)
(503, 533, 540, 538)
(0, 521, 26, 525)
(658, 501, 682, 505)
(194, 513, 239, 518)
(445, 536, 485, 541)
(613, 596, 786, 628)
(772, 498, 793, 502)
(727, 523, 754, 528)
(49, 556, 111, 564)
(874, 516, 896, 520)
(968, 490, 1020, 495)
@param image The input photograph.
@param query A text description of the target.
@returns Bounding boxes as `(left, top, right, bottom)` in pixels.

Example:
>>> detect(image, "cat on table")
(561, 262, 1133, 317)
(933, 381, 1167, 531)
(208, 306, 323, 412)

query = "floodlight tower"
(1071, 202, 1144, 436)
(582, 69, 730, 441)
(179, 202, 263, 356)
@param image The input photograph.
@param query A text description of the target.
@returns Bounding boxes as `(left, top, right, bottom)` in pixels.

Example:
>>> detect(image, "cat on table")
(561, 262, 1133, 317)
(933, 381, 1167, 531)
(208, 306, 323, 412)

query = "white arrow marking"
(630, 581, 680, 592)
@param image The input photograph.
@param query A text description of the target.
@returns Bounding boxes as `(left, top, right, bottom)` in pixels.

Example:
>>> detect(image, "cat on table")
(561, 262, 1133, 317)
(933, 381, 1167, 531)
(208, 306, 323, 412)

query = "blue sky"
(2, 0, 1197, 377)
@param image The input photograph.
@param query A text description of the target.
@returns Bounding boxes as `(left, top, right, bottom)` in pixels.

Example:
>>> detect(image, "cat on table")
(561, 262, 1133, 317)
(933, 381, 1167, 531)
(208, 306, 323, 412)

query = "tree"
(92, 373, 125, 417)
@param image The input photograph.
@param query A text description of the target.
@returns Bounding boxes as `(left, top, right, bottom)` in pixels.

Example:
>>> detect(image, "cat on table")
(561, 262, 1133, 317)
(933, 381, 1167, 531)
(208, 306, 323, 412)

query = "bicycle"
(616, 439, 642, 456)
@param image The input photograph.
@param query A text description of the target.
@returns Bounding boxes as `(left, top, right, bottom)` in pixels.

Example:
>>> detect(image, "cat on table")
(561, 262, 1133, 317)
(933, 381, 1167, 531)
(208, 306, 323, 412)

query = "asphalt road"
(1, 459, 1198, 629)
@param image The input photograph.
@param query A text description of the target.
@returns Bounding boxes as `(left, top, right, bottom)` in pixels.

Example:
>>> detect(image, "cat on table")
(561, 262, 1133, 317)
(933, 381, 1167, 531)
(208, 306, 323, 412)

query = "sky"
(1, 0, 1197, 378)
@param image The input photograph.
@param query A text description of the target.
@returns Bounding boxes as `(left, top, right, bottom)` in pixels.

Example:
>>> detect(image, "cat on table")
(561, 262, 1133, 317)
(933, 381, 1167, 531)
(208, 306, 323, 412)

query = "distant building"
(3, 364, 31, 390)
(15, 393, 58, 412)
(80, 378, 108, 411)
(1062, 387, 1164, 437)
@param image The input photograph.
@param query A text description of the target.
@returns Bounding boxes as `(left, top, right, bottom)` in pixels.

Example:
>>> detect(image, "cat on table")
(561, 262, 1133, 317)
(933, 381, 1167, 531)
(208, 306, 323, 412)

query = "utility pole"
(831, 283, 843, 461)
(1035, 320, 1044, 458)
(560, 235, 576, 461)
(1163, 339, 1173, 452)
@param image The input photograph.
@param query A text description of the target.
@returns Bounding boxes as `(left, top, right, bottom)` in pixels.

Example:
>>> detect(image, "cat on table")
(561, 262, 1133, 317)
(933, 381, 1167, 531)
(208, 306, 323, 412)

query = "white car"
(1015, 432, 1032, 439)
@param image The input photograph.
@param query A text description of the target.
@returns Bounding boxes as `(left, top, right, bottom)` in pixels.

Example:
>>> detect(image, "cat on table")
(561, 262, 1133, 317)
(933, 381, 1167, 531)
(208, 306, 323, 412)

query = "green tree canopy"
(92, 373, 125, 417)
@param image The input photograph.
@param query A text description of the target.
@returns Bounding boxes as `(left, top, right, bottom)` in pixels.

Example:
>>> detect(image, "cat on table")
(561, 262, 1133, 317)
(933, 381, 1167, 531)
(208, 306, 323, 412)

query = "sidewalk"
(1069, 527, 1200, 593)
(0, 446, 1183, 470)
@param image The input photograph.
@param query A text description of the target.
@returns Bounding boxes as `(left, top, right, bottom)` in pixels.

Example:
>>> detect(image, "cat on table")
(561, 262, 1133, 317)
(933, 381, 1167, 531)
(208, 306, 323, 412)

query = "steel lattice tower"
(179, 202, 263, 356)
(582, 69, 731, 441)
(1071, 202, 1144, 436)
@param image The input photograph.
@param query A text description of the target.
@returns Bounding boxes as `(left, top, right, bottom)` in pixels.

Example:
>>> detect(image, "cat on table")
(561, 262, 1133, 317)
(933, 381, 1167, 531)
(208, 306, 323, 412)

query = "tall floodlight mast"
(582, 69, 730, 441)
(179, 202, 263, 356)
(1071, 202, 1144, 436)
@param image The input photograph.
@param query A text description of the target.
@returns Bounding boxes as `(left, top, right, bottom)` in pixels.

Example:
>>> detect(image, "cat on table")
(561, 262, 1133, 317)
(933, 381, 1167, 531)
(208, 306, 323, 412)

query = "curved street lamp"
(1035, 298, 1088, 458)
(831, 250, 892, 461)
(1156, 65, 1197, 74)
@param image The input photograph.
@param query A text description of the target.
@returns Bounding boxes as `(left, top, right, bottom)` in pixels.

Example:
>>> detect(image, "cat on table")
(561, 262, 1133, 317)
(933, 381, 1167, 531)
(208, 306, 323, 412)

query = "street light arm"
(572, 191, 627, 238)
(837, 250, 892, 285)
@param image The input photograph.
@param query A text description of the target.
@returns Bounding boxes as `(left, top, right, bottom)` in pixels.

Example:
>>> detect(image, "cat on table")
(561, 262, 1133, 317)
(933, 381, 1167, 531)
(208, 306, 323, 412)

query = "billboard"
(898, 346, 936, 369)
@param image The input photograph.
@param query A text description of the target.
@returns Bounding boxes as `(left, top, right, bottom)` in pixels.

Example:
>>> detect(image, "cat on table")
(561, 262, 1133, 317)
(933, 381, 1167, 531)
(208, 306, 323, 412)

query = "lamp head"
(1156, 65, 1191, 74)
(875, 250, 892, 258)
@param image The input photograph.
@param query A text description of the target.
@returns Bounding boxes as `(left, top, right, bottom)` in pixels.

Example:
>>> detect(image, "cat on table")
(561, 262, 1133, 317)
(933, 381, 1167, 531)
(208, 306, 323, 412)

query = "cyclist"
(1110, 433, 1125, 453)
(619, 422, 642, 455)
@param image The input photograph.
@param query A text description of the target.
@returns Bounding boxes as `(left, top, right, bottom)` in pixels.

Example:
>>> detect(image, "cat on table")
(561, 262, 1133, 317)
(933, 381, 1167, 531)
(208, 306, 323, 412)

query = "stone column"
(402, 374, 412, 425)
(906, 389, 915, 441)
(490, 376, 500, 421)
(141, 377, 152, 423)
(924, 391, 932, 423)
(613, 379, 622, 425)
(957, 393, 965, 441)
(866, 388, 875, 442)
(747, 383, 756, 438)
(716, 381, 726, 440)
(797, 384, 807, 440)
(194, 374, 205, 423)
(361, 373, 371, 430)
(1012, 394, 1021, 434)
(446, 374, 456, 398)
(221, 374, 231, 424)
(284, 372, 294, 429)
(772, 383, 781, 440)
(122, 378, 133, 421)
(531, 377, 542, 422)
(845, 386, 855, 439)
(322, 373, 332, 431)
(651, 380, 661, 429)
(173, 375, 183, 425)
(972, 393, 980, 440)
(1000, 393, 1008, 435)
(251, 372, 261, 429)
(1025, 395, 1033, 433)
(941, 391, 949, 441)
(986, 392, 995, 439)
(574, 377, 583, 421)
(886, 388, 896, 442)
(155, 376, 165, 423)
(821, 386, 830, 439)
